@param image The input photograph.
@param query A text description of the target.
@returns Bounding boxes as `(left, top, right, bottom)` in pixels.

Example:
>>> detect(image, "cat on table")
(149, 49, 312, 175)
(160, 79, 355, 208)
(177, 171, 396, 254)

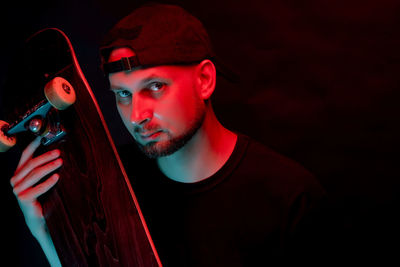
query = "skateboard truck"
(0, 77, 75, 152)
(40, 108, 67, 146)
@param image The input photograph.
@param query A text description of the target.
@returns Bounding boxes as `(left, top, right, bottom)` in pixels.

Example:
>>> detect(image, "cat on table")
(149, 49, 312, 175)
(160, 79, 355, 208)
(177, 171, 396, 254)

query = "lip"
(139, 130, 163, 140)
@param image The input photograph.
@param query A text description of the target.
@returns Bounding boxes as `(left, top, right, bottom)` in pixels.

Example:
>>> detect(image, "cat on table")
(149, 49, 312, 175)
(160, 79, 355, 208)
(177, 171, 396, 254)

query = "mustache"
(133, 124, 162, 134)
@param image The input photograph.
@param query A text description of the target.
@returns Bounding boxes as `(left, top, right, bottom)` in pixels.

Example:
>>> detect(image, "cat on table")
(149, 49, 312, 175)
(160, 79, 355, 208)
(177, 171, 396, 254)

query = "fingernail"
(53, 149, 60, 156)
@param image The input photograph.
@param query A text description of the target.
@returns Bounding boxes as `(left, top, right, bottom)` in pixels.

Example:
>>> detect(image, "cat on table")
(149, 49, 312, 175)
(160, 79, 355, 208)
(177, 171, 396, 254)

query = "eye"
(116, 90, 132, 98)
(148, 82, 165, 92)
(113, 89, 132, 105)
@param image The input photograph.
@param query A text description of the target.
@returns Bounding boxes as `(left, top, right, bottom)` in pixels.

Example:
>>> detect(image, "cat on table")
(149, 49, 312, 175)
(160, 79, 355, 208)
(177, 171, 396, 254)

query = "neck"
(157, 108, 237, 183)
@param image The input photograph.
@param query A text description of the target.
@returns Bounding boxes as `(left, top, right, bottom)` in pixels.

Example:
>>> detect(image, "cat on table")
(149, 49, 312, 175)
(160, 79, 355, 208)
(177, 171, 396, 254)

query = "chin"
(137, 140, 179, 159)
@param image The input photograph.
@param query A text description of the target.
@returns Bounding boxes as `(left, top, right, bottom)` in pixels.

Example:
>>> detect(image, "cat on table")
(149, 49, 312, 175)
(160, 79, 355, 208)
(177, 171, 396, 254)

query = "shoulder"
(234, 133, 325, 200)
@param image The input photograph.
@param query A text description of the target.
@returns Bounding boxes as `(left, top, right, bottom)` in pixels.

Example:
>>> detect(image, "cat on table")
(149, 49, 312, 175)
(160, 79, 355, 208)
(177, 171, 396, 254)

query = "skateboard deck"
(1, 28, 162, 266)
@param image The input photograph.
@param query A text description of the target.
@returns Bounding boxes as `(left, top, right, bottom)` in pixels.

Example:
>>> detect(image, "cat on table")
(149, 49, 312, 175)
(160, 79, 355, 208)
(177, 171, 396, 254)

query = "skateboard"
(0, 28, 162, 266)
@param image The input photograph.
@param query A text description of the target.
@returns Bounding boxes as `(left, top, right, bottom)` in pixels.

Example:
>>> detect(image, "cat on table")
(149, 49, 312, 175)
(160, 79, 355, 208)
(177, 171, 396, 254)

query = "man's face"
(108, 48, 206, 158)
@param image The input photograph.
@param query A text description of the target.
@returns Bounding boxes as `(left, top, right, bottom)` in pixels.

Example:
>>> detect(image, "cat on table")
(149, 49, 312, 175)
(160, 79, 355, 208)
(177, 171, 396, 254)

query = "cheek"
(156, 87, 201, 131)
(116, 103, 134, 131)
(117, 102, 129, 121)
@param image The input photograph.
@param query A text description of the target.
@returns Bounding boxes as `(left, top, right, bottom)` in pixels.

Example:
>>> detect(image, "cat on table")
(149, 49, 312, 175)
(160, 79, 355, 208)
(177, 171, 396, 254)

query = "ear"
(195, 59, 216, 100)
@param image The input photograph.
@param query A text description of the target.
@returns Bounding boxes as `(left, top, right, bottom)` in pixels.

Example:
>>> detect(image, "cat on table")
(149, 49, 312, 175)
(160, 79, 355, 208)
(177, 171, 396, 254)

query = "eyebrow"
(140, 74, 171, 86)
(109, 74, 171, 91)
(109, 86, 125, 92)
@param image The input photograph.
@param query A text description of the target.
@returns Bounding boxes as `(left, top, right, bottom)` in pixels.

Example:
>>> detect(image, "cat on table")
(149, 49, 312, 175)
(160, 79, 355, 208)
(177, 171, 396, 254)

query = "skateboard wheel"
(0, 120, 16, 152)
(44, 77, 76, 110)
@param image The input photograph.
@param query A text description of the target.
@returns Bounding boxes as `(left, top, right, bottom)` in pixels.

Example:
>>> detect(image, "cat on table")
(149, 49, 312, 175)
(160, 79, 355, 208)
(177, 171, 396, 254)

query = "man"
(10, 3, 325, 266)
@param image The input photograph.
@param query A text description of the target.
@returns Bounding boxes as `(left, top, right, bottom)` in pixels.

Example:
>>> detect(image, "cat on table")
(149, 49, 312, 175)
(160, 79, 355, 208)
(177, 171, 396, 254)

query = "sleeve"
(283, 174, 329, 264)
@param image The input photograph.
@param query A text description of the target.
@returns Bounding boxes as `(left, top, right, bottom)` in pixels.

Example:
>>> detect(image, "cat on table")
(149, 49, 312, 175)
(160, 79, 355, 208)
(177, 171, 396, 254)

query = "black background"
(1, 0, 399, 265)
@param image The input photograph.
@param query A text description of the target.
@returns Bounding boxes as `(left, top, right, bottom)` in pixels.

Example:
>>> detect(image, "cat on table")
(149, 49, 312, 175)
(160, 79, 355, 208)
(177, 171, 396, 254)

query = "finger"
(11, 149, 61, 187)
(17, 136, 42, 169)
(17, 173, 60, 202)
(13, 158, 63, 195)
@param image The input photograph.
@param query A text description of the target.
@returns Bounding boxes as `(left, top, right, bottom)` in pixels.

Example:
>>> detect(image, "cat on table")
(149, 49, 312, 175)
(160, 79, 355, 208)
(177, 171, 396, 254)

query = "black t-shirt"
(118, 133, 326, 266)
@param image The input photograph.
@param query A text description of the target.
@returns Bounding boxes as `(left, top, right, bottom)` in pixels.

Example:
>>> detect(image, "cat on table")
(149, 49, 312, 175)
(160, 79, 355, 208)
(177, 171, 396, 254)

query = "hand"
(10, 136, 62, 239)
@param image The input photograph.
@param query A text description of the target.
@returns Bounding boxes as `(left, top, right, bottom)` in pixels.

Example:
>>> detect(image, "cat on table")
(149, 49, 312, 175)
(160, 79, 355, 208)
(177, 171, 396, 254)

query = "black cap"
(100, 3, 238, 82)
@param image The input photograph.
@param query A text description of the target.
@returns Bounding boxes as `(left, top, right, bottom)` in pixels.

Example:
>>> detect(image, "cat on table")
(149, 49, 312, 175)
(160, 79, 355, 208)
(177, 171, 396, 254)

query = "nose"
(130, 93, 153, 126)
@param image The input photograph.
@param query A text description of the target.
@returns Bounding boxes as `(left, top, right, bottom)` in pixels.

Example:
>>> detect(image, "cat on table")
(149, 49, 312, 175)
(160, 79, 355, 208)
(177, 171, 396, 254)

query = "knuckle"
(29, 168, 39, 178)
(30, 157, 42, 168)
(10, 176, 16, 187)
(24, 161, 35, 172)
(36, 183, 50, 195)
(52, 159, 62, 168)
(13, 186, 22, 197)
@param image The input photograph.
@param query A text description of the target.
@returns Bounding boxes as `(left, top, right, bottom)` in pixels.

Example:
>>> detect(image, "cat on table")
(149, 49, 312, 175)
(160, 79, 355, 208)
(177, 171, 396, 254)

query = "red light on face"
(108, 48, 207, 158)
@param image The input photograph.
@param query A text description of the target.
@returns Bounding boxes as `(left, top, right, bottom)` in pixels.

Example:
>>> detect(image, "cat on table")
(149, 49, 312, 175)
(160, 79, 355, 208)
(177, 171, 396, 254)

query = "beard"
(134, 102, 206, 159)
